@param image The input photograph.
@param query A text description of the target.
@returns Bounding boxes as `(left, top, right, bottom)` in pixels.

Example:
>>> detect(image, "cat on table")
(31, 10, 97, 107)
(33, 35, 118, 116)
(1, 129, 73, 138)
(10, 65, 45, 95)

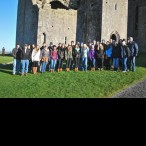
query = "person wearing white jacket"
(31, 46, 41, 74)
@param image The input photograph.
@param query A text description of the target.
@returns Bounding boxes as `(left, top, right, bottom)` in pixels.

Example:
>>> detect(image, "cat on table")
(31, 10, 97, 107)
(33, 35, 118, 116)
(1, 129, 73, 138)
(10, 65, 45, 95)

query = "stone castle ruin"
(16, 0, 146, 51)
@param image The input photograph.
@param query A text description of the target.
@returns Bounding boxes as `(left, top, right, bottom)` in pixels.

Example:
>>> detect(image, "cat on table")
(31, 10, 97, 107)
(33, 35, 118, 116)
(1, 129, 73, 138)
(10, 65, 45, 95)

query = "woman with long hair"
(31, 45, 41, 74)
(74, 44, 81, 72)
(65, 45, 73, 72)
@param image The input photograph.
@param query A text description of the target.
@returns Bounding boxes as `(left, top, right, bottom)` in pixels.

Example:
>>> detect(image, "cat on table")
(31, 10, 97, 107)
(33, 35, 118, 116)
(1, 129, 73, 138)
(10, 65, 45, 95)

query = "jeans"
(51, 59, 57, 70)
(122, 58, 128, 71)
(58, 59, 63, 69)
(41, 62, 48, 73)
(21, 60, 29, 74)
(13, 59, 16, 74)
(16, 60, 21, 74)
(113, 58, 119, 70)
(128, 56, 136, 72)
(89, 58, 96, 68)
(82, 57, 88, 71)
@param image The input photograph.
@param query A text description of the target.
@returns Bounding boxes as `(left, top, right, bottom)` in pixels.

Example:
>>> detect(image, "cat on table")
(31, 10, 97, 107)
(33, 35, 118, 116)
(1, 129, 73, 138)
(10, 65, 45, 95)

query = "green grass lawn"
(0, 54, 146, 98)
(0, 56, 13, 64)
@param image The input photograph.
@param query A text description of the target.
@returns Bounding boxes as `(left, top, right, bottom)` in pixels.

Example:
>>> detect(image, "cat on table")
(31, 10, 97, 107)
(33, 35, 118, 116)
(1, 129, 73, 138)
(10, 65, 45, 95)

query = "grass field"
(0, 54, 146, 98)
(0, 56, 13, 64)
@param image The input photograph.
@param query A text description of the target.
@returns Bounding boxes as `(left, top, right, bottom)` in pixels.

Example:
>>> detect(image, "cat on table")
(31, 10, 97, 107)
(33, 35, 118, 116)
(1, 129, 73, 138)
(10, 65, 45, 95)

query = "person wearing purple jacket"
(88, 44, 96, 71)
(50, 45, 58, 73)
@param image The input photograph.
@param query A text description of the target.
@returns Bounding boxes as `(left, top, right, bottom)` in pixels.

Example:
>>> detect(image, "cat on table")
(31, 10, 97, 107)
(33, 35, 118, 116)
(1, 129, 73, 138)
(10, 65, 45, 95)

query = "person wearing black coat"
(57, 43, 65, 72)
(74, 44, 81, 71)
(112, 42, 121, 71)
(127, 37, 139, 72)
(121, 41, 130, 73)
(12, 44, 22, 75)
(21, 44, 31, 76)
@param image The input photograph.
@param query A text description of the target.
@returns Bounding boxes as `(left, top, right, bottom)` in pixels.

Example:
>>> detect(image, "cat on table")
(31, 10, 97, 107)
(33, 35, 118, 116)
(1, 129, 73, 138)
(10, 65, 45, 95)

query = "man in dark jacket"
(21, 44, 31, 76)
(71, 41, 76, 70)
(112, 41, 121, 71)
(57, 43, 65, 72)
(121, 41, 130, 73)
(12, 44, 22, 75)
(127, 37, 139, 72)
(48, 42, 54, 71)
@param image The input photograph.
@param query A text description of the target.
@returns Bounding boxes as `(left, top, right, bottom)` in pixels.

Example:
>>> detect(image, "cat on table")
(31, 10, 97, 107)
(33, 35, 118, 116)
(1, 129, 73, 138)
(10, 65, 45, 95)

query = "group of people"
(12, 37, 139, 76)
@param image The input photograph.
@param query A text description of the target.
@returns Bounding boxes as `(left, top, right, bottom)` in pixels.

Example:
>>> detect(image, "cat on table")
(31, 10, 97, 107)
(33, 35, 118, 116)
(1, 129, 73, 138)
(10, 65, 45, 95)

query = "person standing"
(105, 41, 113, 70)
(112, 41, 121, 72)
(57, 43, 65, 72)
(97, 43, 105, 71)
(31, 45, 41, 75)
(48, 42, 54, 71)
(81, 44, 89, 71)
(21, 44, 31, 76)
(74, 44, 81, 72)
(50, 46, 58, 73)
(127, 37, 139, 72)
(71, 41, 76, 70)
(41, 46, 50, 73)
(65, 45, 73, 72)
(12, 44, 22, 75)
(121, 41, 130, 73)
(88, 44, 96, 71)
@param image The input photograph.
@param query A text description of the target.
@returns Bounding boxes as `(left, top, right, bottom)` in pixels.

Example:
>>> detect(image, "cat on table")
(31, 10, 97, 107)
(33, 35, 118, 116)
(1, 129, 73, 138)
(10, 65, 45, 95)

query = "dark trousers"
(105, 57, 111, 70)
(71, 58, 75, 70)
(66, 58, 72, 69)
(98, 58, 104, 69)
(58, 59, 63, 69)
(75, 58, 80, 68)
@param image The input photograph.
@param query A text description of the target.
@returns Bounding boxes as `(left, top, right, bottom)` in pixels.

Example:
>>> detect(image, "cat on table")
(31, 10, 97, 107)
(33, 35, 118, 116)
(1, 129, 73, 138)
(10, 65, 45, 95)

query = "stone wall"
(101, 0, 128, 42)
(76, 0, 102, 43)
(37, 8, 77, 45)
(16, 0, 38, 46)
(128, 0, 146, 52)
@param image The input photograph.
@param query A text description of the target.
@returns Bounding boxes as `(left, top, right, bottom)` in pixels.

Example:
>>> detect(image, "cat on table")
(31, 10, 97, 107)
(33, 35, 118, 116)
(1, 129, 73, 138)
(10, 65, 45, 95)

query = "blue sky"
(0, 0, 18, 52)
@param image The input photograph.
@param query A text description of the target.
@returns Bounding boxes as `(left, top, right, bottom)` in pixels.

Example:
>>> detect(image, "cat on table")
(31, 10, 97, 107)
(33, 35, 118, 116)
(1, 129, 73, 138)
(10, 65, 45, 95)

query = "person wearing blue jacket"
(105, 42, 113, 70)
(127, 37, 139, 72)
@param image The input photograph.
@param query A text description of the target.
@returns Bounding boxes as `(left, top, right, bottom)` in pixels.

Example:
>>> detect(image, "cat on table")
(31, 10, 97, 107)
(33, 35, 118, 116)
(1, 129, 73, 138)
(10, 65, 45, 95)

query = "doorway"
(111, 34, 117, 41)
(110, 31, 120, 42)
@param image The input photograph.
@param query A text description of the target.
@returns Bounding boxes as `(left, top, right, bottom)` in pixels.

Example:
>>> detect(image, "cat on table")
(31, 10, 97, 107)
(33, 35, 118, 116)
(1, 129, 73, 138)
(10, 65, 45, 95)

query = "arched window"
(43, 33, 46, 44)
(65, 37, 67, 45)
(115, 3, 117, 10)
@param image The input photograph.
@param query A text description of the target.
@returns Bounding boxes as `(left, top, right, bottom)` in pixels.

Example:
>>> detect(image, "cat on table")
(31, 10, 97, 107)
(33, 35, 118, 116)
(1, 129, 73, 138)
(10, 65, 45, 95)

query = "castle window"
(91, 3, 94, 8)
(43, 33, 46, 44)
(65, 37, 67, 45)
(50, 1, 68, 10)
(115, 3, 117, 10)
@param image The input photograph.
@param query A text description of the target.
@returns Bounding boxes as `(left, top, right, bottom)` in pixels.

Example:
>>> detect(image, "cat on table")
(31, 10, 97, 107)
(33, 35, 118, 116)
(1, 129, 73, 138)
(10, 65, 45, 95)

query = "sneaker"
(21, 74, 24, 77)
(122, 71, 126, 73)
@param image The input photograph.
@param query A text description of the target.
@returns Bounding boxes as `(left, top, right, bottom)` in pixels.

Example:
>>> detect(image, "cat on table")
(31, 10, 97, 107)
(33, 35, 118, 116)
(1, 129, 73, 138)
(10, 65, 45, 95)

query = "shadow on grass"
(136, 53, 146, 68)
(0, 69, 12, 75)
(0, 64, 12, 75)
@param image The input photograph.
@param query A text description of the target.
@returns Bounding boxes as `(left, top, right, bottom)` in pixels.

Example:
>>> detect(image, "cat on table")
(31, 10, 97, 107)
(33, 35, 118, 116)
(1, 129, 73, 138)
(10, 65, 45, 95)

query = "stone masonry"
(16, 0, 146, 51)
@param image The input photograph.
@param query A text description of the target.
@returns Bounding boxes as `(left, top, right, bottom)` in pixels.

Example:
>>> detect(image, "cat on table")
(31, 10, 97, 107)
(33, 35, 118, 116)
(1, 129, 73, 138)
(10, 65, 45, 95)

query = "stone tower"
(128, 0, 146, 52)
(16, 0, 77, 46)
(76, 0, 128, 43)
